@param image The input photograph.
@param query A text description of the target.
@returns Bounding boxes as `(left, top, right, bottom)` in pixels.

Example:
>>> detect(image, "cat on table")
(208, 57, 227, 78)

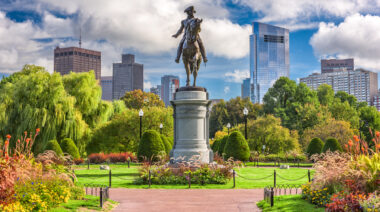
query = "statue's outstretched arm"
(172, 21, 184, 38)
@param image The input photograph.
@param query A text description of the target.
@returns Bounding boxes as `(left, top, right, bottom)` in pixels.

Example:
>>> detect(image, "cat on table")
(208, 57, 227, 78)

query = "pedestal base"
(170, 87, 213, 164)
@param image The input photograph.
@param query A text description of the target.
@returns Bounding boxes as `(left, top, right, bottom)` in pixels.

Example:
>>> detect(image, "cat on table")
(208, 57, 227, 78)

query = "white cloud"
(237, 0, 375, 30)
(310, 13, 380, 71)
(144, 81, 153, 90)
(224, 86, 230, 93)
(224, 69, 249, 83)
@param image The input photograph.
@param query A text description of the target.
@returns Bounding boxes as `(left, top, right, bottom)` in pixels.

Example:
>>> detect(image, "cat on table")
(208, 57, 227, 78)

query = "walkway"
(110, 188, 263, 212)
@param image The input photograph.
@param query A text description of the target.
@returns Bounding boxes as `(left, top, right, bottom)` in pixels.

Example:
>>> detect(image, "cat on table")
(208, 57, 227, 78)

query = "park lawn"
(48, 195, 118, 211)
(245, 162, 313, 167)
(74, 164, 314, 189)
(257, 194, 324, 212)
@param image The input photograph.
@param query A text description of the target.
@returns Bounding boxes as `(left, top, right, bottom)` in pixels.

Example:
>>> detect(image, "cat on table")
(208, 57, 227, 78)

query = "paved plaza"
(110, 188, 263, 212)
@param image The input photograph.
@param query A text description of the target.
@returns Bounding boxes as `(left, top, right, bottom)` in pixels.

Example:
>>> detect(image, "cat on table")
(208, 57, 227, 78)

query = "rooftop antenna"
(79, 27, 82, 48)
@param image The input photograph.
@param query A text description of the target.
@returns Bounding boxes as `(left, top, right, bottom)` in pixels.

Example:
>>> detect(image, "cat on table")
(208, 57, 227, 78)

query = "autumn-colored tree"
(121, 90, 164, 109)
(300, 118, 355, 151)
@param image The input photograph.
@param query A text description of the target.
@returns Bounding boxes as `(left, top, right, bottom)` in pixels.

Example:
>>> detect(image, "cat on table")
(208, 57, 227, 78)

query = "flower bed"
(301, 133, 380, 211)
(135, 159, 234, 185)
(0, 130, 85, 211)
(88, 152, 136, 164)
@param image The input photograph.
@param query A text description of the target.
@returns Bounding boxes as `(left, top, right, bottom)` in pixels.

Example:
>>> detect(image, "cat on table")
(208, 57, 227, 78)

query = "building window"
(264, 35, 284, 43)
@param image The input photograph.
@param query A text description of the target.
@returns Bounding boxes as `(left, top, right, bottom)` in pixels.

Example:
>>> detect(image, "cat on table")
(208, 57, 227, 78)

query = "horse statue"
(182, 18, 203, 87)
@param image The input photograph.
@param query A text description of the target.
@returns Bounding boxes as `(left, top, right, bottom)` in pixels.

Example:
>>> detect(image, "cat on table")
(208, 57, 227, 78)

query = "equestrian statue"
(172, 6, 207, 87)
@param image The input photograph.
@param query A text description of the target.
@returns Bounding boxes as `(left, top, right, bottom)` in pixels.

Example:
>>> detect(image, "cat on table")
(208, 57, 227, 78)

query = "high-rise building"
(321, 58, 354, 74)
(112, 54, 144, 100)
(161, 75, 179, 106)
(300, 68, 378, 105)
(54, 47, 101, 80)
(150, 85, 161, 99)
(372, 93, 380, 111)
(241, 78, 251, 100)
(250, 22, 289, 104)
(101, 76, 113, 101)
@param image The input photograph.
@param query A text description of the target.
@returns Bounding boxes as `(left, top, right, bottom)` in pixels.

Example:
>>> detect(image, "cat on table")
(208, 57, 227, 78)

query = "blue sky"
(1, 0, 380, 100)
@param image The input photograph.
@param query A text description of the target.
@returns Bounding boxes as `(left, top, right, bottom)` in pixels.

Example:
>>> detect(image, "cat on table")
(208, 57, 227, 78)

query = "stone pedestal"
(170, 87, 213, 164)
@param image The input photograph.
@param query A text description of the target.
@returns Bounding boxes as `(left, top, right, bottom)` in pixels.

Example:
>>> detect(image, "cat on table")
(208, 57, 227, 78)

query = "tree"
(209, 98, 262, 137)
(137, 130, 165, 161)
(263, 77, 297, 114)
(45, 140, 63, 156)
(211, 138, 221, 153)
(236, 115, 300, 154)
(300, 118, 354, 151)
(0, 65, 89, 153)
(218, 135, 229, 155)
(86, 107, 173, 154)
(224, 131, 250, 161)
(359, 106, 380, 142)
(61, 138, 80, 159)
(306, 138, 324, 157)
(329, 99, 359, 128)
(214, 131, 227, 140)
(317, 84, 334, 106)
(322, 138, 342, 152)
(335, 91, 357, 107)
(160, 135, 172, 155)
(121, 90, 164, 109)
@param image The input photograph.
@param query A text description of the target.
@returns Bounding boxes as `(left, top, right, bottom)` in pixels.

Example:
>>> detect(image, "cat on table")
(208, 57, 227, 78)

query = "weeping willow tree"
(0, 65, 120, 154)
(0, 65, 89, 153)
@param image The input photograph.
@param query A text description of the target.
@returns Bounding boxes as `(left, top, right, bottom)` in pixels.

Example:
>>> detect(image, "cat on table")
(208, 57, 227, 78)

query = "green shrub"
(167, 136, 174, 146)
(307, 138, 324, 157)
(224, 131, 250, 161)
(160, 135, 172, 155)
(60, 138, 80, 159)
(322, 138, 342, 152)
(218, 135, 229, 155)
(45, 140, 63, 156)
(211, 139, 221, 153)
(138, 130, 165, 161)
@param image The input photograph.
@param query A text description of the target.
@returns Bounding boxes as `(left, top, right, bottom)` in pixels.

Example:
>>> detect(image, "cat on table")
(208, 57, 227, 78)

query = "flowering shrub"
(326, 191, 367, 211)
(88, 152, 136, 163)
(302, 182, 332, 207)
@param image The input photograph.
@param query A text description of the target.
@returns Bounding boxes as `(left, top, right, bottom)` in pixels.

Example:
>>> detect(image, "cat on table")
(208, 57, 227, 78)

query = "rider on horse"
(172, 6, 207, 64)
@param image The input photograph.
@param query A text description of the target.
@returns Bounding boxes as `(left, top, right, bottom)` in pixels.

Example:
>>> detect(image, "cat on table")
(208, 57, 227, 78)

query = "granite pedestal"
(170, 87, 213, 164)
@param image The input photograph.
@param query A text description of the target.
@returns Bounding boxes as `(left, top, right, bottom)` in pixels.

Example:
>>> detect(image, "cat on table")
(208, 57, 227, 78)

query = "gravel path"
(110, 188, 263, 212)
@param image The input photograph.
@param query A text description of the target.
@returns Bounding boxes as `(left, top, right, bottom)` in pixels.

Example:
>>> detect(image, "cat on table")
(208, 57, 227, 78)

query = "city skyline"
(1, 1, 380, 100)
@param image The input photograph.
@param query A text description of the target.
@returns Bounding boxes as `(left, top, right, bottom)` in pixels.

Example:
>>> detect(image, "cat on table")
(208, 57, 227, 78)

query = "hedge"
(45, 140, 63, 156)
(307, 137, 324, 157)
(137, 130, 165, 161)
(322, 138, 342, 152)
(60, 138, 80, 159)
(160, 135, 172, 155)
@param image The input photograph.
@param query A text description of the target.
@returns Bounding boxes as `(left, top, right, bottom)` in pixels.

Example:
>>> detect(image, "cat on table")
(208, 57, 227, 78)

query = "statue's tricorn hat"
(184, 6, 196, 13)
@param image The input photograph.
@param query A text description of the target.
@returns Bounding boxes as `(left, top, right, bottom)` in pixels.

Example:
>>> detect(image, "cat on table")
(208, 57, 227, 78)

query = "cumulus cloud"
(224, 69, 249, 83)
(310, 13, 380, 71)
(224, 86, 230, 94)
(237, 0, 376, 30)
(144, 81, 153, 90)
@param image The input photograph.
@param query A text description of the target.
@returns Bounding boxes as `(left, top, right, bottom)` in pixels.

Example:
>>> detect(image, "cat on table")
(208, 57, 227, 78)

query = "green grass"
(257, 195, 324, 212)
(74, 164, 314, 189)
(245, 162, 313, 167)
(48, 195, 118, 211)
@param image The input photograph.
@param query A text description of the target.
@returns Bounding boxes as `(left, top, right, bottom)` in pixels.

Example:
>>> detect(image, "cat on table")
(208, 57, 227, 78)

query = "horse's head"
(186, 18, 202, 43)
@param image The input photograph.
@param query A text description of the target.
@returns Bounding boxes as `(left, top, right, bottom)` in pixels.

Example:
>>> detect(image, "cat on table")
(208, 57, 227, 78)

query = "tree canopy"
(121, 90, 164, 109)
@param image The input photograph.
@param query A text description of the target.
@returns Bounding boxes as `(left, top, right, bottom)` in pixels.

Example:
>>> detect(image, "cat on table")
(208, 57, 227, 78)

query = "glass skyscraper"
(250, 22, 289, 103)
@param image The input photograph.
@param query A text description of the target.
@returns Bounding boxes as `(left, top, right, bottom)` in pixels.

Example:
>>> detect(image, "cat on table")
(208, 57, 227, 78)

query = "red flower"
(6, 134, 11, 139)
(36, 128, 40, 133)
(376, 131, 380, 137)
(353, 135, 359, 142)
(348, 140, 353, 146)
(26, 138, 30, 144)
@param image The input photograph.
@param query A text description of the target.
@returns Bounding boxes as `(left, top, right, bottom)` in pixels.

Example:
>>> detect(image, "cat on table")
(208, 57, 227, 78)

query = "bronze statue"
(172, 6, 207, 87)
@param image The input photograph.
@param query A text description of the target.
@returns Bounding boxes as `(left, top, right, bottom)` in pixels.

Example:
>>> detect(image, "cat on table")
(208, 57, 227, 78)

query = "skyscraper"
(101, 76, 113, 101)
(112, 54, 143, 99)
(161, 75, 179, 106)
(241, 78, 251, 100)
(54, 47, 101, 80)
(321, 58, 354, 73)
(150, 85, 161, 99)
(250, 22, 290, 103)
